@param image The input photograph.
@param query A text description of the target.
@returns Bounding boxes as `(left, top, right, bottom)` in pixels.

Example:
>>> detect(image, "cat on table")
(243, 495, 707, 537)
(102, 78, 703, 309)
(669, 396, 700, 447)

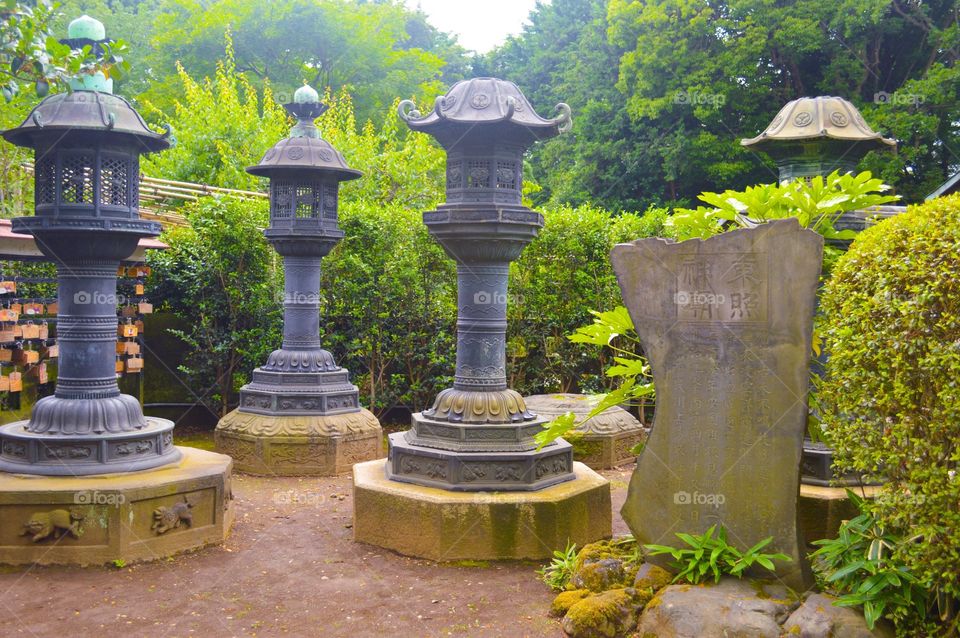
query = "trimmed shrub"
(819, 194, 960, 633)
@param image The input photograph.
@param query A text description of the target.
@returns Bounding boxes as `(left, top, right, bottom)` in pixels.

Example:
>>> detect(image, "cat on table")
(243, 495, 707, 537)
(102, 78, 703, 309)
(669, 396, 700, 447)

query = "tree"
(141, 0, 467, 124)
(491, 0, 960, 209)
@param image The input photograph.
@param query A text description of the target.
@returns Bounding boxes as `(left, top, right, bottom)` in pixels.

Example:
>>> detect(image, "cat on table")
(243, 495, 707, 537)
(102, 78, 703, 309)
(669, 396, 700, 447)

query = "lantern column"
(0, 15, 232, 566)
(352, 78, 611, 560)
(215, 85, 382, 476)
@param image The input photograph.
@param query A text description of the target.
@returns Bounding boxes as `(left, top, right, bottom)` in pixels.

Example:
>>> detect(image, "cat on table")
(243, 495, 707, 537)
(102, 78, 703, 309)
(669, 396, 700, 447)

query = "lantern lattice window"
(60, 153, 94, 204)
(35, 156, 56, 204)
(100, 156, 129, 206)
(467, 160, 490, 188)
(495, 160, 517, 190)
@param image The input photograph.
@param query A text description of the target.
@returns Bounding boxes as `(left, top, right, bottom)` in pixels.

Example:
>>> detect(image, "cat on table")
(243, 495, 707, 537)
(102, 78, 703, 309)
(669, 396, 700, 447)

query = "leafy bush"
(811, 491, 930, 632)
(148, 196, 281, 416)
(538, 541, 579, 592)
(509, 205, 666, 396)
(819, 194, 960, 635)
(645, 525, 791, 585)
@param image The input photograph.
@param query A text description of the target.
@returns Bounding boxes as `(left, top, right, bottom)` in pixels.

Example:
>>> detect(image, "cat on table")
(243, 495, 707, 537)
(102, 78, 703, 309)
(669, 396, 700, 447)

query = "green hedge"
(151, 197, 665, 420)
(819, 193, 960, 630)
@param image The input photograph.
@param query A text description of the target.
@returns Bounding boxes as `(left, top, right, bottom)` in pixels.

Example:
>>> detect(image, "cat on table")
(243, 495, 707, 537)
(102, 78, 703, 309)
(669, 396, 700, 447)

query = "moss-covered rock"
(561, 588, 642, 638)
(633, 562, 673, 594)
(571, 538, 641, 592)
(551, 589, 591, 618)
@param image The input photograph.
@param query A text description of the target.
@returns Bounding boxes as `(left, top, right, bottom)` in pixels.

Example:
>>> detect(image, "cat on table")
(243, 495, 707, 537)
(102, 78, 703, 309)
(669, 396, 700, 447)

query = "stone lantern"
(352, 79, 611, 561)
(215, 84, 382, 476)
(743, 96, 898, 494)
(0, 16, 232, 566)
(0, 16, 178, 475)
(741, 96, 896, 183)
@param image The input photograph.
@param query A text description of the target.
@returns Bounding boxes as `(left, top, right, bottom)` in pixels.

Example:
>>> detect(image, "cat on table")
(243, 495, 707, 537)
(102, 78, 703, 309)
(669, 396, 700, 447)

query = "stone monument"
(0, 16, 232, 566)
(215, 84, 382, 476)
(611, 219, 820, 590)
(353, 79, 611, 560)
(523, 394, 647, 469)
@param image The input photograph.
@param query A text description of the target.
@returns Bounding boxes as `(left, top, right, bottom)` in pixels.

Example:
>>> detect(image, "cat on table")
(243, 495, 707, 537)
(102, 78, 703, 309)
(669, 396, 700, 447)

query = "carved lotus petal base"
(0, 417, 180, 476)
(214, 408, 383, 477)
(260, 348, 340, 373)
(424, 387, 536, 424)
(26, 393, 147, 435)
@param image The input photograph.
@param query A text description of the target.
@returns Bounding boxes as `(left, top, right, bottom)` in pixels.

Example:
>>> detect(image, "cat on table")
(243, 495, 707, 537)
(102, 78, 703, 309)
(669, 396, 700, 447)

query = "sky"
(404, 0, 541, 53)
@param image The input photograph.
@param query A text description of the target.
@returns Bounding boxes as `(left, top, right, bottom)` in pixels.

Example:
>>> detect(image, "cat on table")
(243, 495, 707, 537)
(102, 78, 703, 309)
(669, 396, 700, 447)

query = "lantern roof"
(2, 90, 170, 152)
(67, 14, 106, 40)
(247, 85, 360, 181)
(742, 96, 896, 151)
(398, 77, 571, 145)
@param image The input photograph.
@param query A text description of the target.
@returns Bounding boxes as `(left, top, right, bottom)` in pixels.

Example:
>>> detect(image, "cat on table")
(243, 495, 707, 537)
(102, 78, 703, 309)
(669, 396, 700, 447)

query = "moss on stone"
(633, 563, 673, 595)
(566, 431, 604, 462)
(550, 589, 591, 617)
(572, 537, 643, 592)
(562, 588, 639, 638)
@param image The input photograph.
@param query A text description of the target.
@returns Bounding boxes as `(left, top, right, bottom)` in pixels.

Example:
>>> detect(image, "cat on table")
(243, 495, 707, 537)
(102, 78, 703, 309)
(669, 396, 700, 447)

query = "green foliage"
(811, 491, 931, 633)
(645, 525, 791, 585)
(142, 0, 467, 124)
(534, 306, 654, 449)
(819, 194, 960, 634)
(140, 33, 289, 191)
(320, 201, 456, 416)
(147, 196, 281, 416)
(665, 171, 899, 244)
(493, 0, 959, 208)
(315, 89, 445, 210)
(509, 205, 665, 397)
(1, 0, 131, 100)
(538, 540, 579, 592)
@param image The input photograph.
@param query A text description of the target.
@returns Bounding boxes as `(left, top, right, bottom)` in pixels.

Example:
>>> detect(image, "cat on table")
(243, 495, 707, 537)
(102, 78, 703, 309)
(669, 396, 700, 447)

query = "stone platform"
(353, 459, 611, 561)
(524, 394, 648, 469)
(0, 446, 233, 566)
(215, 408, 382, 476)
(799, 483, 882, 543)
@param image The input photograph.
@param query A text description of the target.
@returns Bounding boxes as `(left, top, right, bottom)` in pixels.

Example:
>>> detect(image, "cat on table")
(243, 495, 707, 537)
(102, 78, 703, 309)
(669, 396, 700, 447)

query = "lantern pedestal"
(353, 458, 610, 561)
(215, 409, 381, 476)
(0, 446, 233, 566)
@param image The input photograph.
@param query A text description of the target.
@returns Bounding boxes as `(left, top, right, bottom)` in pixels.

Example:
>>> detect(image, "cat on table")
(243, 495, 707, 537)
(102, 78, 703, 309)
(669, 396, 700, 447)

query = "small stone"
(633, 562, 673, 594)
(782, 593, 895, 638)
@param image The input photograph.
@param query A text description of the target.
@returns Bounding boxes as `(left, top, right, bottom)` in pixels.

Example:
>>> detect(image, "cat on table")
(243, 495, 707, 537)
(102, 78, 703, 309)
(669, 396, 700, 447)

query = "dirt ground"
(0, 461, 634, 638)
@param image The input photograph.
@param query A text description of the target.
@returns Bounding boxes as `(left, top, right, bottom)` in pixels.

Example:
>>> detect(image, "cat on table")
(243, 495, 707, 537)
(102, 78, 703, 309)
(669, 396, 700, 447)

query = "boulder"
(635, 578, 799, 638)
(633, 562, 673, 594)
(782, 593, 895, 638)
(562, 588, 642, 638)
(571, 538, 641, 592)
(551, 589, 591, 618)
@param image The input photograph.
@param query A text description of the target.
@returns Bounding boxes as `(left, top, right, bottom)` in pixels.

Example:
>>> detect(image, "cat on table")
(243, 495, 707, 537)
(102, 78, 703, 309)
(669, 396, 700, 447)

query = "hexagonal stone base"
(0, 446, 233, 566)
(353, 459, 612, 561)
(524, 394, 648, 470)
(388, 431, 574, 491)
(215, 408, 383, 476)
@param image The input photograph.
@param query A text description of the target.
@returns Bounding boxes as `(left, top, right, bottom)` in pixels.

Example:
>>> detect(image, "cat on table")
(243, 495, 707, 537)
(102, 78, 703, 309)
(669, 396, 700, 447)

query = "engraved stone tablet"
(611, 219, 821, 590)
